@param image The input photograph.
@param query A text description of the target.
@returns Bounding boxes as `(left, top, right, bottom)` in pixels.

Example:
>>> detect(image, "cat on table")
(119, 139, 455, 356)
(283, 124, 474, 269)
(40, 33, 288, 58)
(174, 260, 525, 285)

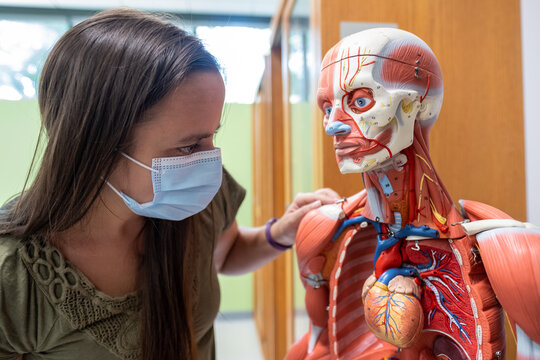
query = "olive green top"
(0, 168, 246, 360)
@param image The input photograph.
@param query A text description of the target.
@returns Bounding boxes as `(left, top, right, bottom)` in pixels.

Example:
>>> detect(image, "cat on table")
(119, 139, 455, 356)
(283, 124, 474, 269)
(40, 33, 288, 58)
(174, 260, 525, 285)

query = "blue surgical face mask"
(105, 148, 222, 221)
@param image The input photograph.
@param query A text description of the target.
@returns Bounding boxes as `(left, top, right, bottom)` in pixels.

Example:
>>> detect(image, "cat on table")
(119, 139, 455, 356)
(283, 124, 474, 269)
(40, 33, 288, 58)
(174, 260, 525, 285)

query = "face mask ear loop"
(103, 179, 125, 199)
(121, 152, 159, 173)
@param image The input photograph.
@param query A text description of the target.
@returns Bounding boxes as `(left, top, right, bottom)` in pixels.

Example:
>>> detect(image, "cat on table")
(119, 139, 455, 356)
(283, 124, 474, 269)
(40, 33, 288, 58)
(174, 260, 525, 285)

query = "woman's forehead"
(134, 72, 224, 142)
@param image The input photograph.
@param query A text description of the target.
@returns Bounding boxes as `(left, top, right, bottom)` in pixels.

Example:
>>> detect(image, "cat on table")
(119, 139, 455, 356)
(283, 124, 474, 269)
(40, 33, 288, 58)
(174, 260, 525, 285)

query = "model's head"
(317, 28, 443, 173)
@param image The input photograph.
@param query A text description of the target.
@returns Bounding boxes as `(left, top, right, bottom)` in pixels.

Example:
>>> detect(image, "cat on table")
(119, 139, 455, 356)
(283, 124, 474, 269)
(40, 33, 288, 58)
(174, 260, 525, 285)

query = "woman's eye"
(354, 97, 372, 108)
(177, 143, 199, 155)
(324, 106, 332, 116)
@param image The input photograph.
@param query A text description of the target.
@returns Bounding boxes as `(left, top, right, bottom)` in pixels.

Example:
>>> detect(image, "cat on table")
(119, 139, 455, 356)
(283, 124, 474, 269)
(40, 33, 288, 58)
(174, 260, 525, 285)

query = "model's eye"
(348, 88, 375, 113)
(355, 97, 372, 108)
(324, 106, 332, 116)
(177, 143, 199, 155)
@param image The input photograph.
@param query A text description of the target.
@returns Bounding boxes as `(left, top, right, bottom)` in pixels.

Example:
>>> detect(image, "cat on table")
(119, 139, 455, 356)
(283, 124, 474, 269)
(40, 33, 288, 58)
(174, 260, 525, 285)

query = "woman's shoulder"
(0, 235, 28, 287)
(0, 235, 62, 292)
(211, 167, 246, 229)
(197, 167, 246, 245)
(0, 235, 48, 353)
(0, 202, 27, 273)
(0, 236, 30, 313)
(0, 236, 55, 310)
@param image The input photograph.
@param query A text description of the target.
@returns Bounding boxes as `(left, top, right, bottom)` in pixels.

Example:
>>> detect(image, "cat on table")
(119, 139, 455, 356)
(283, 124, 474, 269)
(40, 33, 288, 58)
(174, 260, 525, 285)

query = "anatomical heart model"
(286, 28, 540, 360)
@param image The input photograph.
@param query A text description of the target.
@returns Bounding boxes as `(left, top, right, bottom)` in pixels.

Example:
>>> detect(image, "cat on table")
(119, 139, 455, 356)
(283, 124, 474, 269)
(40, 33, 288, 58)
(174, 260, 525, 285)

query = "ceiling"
(0, 0, 280, 17)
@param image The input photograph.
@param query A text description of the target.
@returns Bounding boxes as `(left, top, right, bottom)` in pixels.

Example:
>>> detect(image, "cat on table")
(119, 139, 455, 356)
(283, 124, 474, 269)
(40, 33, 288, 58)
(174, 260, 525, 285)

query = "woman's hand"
(270, 188, 341, 247)
(216, 188, 341, 275)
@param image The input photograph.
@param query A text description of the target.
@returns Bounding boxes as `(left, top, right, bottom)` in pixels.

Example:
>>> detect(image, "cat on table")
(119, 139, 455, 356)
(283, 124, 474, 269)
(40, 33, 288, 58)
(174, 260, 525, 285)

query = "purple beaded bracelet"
(265, 217, 292, 251)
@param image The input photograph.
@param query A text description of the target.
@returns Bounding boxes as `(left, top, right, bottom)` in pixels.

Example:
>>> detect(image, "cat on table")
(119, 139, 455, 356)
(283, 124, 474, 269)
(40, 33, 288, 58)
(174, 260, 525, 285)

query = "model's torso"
(293, 197, 504, 360)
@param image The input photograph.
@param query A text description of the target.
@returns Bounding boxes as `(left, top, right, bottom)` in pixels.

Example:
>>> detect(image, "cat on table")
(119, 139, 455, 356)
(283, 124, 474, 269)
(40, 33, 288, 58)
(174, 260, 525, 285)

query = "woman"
(0, 9, 339, 360)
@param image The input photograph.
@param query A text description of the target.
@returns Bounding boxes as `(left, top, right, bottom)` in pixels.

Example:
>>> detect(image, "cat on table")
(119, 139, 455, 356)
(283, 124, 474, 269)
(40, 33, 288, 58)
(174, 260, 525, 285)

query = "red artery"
(374, 239, 404, 278)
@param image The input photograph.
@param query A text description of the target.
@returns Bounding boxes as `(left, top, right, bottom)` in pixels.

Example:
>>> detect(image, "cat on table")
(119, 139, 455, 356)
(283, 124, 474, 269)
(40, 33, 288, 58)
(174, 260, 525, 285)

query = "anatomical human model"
(286, 28, 540, 360)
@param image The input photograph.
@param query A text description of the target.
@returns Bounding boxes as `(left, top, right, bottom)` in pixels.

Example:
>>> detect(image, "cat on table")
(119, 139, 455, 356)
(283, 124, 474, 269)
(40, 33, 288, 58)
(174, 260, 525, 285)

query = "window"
(197, 25, 270, 103)
(0, 12, 270, 104)
(0, 15, 69, 100)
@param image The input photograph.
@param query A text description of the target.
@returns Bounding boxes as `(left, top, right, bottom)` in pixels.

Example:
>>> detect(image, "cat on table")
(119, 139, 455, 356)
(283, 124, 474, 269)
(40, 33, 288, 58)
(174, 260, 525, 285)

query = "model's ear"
(417, 95, 443, 122)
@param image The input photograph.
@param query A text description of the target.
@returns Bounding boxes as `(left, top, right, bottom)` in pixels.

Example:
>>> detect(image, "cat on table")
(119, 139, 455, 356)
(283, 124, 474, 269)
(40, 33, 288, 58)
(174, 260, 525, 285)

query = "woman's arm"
(214, 189, 340, 275)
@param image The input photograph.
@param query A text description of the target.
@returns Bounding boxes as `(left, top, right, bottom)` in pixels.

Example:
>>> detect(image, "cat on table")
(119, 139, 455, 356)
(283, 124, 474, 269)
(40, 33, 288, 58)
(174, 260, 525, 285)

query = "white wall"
(521, 0, 540, 223)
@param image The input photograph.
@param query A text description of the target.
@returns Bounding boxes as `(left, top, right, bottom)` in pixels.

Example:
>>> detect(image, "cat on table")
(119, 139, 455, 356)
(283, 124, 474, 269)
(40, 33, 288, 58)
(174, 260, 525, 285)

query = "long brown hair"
(0, 8, 219, 359)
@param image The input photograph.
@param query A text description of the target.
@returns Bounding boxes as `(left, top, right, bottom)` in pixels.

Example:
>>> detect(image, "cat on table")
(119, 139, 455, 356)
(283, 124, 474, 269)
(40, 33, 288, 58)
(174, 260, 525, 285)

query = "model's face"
(318, 47, 419, 174)
(109, 70, 225, 204)
(316, 29, 437, 174)
(318, 62, 398, 173)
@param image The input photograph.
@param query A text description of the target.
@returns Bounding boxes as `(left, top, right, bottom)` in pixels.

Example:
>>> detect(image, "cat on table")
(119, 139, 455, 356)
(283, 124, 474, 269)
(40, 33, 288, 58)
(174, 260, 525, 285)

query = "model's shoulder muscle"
(460, 199, 540, 345)
(296, 190, 367, 267)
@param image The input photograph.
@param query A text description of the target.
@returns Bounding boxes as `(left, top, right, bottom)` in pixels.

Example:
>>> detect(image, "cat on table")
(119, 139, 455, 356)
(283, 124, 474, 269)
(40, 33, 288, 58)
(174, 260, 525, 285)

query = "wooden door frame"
(252, 0, 297, 358)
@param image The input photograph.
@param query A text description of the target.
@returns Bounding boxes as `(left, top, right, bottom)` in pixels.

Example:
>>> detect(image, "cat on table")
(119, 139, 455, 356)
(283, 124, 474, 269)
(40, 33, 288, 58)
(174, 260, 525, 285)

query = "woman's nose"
(325, 120, 351, 136)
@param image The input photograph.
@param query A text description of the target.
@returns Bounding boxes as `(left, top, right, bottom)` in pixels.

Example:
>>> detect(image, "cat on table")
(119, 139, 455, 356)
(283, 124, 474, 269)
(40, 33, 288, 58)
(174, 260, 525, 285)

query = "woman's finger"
(289, 191, 339, 211)
(314, 187, 341, 201)
(274, 200, 322, 245)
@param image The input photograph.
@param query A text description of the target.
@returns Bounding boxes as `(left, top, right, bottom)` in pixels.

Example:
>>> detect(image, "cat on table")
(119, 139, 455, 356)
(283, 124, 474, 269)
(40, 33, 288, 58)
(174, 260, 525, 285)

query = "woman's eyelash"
(177, 143, 199, 154)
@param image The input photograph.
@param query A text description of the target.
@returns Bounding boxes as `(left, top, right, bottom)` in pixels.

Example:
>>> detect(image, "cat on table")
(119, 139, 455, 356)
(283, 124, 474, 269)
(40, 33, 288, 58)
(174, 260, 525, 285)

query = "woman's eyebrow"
(178, 123, 222, 143)
(178, 133, 213, 143)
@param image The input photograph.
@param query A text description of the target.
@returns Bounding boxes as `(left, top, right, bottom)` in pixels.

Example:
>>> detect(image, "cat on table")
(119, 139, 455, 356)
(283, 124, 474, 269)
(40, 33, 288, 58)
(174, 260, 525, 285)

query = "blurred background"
(1, 0, 539, 359)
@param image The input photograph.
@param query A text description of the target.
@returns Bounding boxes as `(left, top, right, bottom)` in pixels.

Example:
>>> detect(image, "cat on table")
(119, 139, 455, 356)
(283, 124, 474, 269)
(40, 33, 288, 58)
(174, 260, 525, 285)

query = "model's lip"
(333, 128, 393, 161)
(334, 137, 375, 149)
(334, 141, 360, 149)
(334, 138, 380, 156)
(335, 143, 381, 157)
(334, 131, 392, 158)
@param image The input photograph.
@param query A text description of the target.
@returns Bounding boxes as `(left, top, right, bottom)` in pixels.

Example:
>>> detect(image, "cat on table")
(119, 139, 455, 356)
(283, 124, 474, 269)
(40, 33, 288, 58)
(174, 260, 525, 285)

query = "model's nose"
(325, 120, 351, 136)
